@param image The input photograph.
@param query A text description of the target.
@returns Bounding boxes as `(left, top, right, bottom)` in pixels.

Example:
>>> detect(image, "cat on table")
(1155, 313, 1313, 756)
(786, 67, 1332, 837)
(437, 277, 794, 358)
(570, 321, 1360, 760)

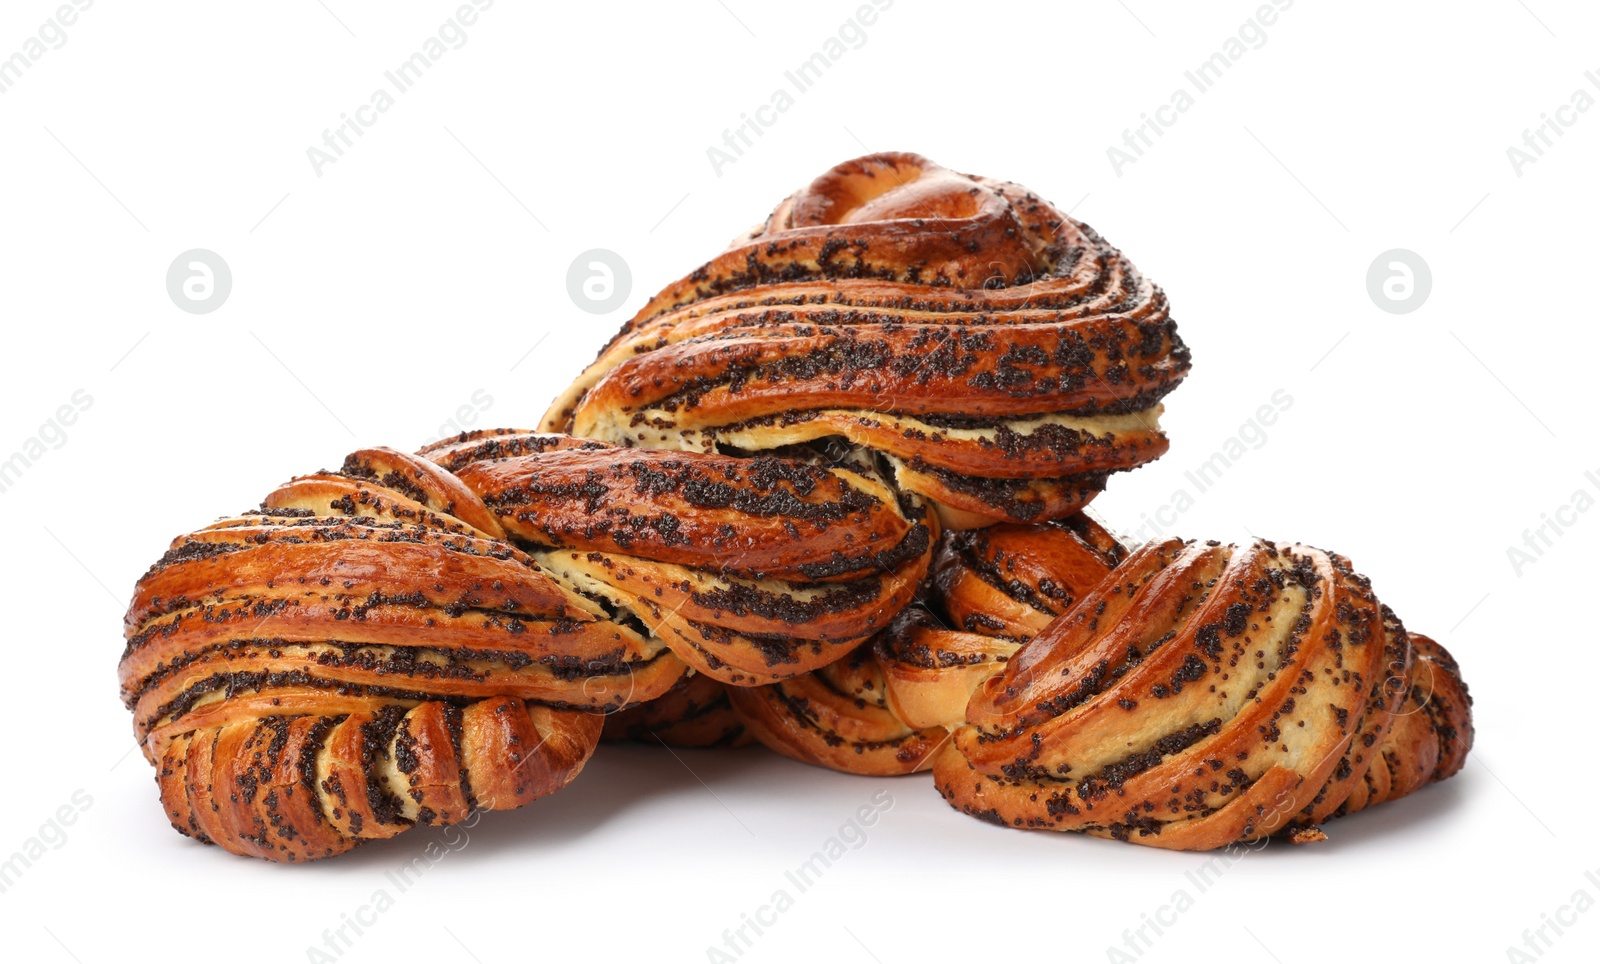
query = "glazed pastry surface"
(120, 431, 933, 859)
(545, 152, 1190, 528)
(728, 514, 1127, 774)
(935, 539, 1474, 848)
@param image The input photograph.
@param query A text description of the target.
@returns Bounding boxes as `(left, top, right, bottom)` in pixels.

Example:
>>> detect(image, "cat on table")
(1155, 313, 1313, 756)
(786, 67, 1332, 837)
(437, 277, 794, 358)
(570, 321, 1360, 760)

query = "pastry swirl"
(727, 514, 1127, 774)
(429, 429, 936, 685)
(120, 430, 932, 859)
(544, 152, 1190, 528)
(934, 539, 1474, 849)
(876, 515, 1130, 733)
(113, 147, 1476, 863)
(120, 444, 662, 861)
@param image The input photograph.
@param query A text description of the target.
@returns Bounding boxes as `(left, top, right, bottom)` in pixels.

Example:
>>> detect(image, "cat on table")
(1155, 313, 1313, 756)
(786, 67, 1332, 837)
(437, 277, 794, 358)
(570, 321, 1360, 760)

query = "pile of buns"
(119, 152, 1471, 861)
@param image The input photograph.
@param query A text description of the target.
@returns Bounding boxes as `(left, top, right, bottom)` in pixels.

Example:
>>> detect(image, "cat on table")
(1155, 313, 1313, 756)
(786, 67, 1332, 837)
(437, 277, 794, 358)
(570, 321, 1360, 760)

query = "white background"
(1, 1, 1595, 961)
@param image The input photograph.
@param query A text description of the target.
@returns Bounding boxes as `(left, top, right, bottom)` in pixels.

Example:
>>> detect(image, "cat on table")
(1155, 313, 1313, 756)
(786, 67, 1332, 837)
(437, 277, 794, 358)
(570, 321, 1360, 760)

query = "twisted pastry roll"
(726, 638, 949, 776)
(122, 431, 932, 859)
(727, 514, 1127, 774)
(934, 539, 1474, 849)
(544, 152, 1190, 528)
(426, 429, 935, 685)
(121, 444, 664, 861)
(880, 515, 1132, 731)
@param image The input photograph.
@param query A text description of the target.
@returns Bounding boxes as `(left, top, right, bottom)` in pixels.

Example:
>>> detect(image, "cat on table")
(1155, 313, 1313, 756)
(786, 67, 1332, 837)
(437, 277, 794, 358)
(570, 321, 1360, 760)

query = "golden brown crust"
(156, 701, 601, 861)
(122, 430, 937, 860)
(431, 429, 936, 685)
(114, 151, 1478, 863)
(1326, 633, 1473, 820)
(121, 443, 676, 861)
(729, 514, 1127, 774)
(725, 642, 950, 776)
(933, 539, 1474, 849)
(876, 514, 1129, 733)
(933, 514, 1130, 640)
(543, 152, 1189, 527)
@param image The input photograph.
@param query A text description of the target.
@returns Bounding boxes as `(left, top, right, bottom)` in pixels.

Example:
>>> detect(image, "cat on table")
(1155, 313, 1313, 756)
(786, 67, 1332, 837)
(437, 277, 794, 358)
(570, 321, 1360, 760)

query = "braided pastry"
(427, 429, 935, 685)
(120, 444, 654, 861)
(725, 639, 949, 776)
(933, 539, 1474, 849)
(115, 148, 1478, 862)
(543, 152, 1190, 528)
(121, 430, 930, 859)
(727, 514, 1127, 774)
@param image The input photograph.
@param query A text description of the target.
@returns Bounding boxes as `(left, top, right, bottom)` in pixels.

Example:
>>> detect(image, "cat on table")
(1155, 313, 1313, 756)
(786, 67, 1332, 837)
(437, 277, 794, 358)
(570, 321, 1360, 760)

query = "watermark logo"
(0, 390, 93, 497)
(0, 0, 92, 97)
(1127, 389, 1293, 544)
(1104, 833, 1269, 961)
(1506, 468, 1599, 576)
(579, 658, 640, 713)
(1505, 868, 1600, 961)
(1107, 0, 1295, 176)
(304, 811, 482, 961)
(419, 389, 494, 447)
(166, 249, 232, 315)
(1365, 249, 1431, 314)
(0, 789, 93, 895)
(1506, 70, 1600, 178)
(705, 0, 894, 176)
(567, 249, 631, 314)
(706, 789, 893, 961)
(305, 0, 496, 177)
